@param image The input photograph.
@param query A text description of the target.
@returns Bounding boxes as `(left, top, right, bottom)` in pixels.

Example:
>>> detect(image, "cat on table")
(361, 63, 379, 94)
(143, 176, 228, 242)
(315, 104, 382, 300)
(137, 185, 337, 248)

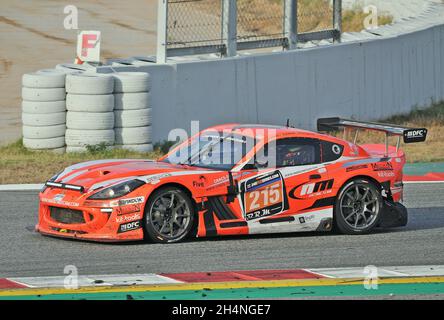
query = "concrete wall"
(98, 22, 444, 143)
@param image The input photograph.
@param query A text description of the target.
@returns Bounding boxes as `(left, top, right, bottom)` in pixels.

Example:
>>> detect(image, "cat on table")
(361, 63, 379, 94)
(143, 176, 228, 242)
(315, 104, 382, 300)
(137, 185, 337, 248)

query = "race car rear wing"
(317, 117, 427, 154)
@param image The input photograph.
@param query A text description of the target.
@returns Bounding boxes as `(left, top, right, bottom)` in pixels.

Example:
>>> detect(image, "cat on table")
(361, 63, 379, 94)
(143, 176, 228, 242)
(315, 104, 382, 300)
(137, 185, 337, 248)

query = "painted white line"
(8, 274, 183, 288)
(307, 265, 444, 279)
(301, 268, 335, 279)
(0, 184, 43, 191)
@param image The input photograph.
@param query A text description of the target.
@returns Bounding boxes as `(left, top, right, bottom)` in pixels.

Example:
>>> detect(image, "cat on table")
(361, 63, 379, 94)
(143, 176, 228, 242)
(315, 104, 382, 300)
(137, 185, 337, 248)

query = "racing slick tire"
(66, 111, 114, 130)
(114, 108, 152, 128)
(66, 73, 114, 95)
(66, 94, 114, 112)
(334, 179, 383, 235)
(114, 92, 151, 110)
(112, 72, 151, 93)
(144, 187, 195, 243)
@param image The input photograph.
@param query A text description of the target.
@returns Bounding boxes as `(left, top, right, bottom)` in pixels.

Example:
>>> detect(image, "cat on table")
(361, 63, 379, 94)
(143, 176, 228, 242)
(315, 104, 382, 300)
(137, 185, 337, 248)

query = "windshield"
(162, 132, 256, 170)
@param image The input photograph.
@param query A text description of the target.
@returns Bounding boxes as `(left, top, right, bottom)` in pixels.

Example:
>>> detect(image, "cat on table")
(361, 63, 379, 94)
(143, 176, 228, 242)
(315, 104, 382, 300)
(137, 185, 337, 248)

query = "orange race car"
(36, 118, 427, 243)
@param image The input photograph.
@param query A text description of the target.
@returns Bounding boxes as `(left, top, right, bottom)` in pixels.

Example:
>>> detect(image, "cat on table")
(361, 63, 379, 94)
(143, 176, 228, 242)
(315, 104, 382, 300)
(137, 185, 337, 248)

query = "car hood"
(53, 159, 211, 191)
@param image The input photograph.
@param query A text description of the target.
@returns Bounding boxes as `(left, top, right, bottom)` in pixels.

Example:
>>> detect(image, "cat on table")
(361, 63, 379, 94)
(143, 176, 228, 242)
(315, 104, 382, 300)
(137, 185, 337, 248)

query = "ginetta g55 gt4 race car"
(36, 118, 427, 243)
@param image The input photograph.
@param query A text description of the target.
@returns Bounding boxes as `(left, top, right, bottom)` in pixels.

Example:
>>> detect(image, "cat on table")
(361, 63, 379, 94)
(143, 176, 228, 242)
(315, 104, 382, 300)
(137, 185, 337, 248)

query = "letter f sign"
(77, 31, 101, 62)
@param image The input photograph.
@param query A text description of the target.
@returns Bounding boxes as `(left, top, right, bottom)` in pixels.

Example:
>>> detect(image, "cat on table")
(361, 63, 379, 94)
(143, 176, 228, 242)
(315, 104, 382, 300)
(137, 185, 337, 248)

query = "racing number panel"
(241, 170, 289, 221)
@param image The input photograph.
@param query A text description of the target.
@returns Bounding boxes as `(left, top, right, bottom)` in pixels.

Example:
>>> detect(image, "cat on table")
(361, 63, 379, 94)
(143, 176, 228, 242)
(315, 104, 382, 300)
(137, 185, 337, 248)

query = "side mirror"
(255, 159, 268, 169)
(226, 172, 238, 204)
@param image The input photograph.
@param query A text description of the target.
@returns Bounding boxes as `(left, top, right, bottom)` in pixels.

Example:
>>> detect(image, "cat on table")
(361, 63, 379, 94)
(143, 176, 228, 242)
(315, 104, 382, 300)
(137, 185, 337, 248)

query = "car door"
(237, 137, 331, 233)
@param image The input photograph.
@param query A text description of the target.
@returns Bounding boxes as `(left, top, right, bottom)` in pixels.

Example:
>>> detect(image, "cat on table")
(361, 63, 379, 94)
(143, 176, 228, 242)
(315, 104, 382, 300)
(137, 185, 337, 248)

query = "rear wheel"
(144, 187, 195, 243)
(334, 179, 382, 234)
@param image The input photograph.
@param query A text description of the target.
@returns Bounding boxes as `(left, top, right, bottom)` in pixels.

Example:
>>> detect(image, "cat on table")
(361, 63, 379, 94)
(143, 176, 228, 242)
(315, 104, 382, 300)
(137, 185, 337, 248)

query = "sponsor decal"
(116, 204, 141, 215)
(289, 179, 334, 199)
(118, 220, 141, 233)
(206, 172, 247, 191)
(332, 144, 341, 155)
(371, 162, 393, 171)
(403, 128, 427, 143)
(118, 196, 145, 206)
(192, 175, 206, 188)
(116, 213, 142, 223)
(299, 215, 315, 224)
(377, 171, 395, 178)
(42, 197, 80, 207)
(54, 194, 65, 202)
(241, 171, 287, 221)
(143, 173, 172, 185)
(346, 164, 368, 172)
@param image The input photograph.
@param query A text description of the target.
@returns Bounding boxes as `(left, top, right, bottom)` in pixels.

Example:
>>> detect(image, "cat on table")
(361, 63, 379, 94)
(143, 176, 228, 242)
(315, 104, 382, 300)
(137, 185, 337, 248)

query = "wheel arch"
(338, 175, 382, 194)
(142, 182, 198, 242)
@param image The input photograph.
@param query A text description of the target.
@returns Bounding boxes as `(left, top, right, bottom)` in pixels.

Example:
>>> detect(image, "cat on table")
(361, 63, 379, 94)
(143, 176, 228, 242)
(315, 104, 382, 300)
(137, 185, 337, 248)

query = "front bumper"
(36, 189, 146, 242)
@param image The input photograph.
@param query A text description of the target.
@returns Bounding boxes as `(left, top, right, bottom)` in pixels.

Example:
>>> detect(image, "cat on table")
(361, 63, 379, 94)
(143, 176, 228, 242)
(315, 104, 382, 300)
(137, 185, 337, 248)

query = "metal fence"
(157, 0, 342, 63)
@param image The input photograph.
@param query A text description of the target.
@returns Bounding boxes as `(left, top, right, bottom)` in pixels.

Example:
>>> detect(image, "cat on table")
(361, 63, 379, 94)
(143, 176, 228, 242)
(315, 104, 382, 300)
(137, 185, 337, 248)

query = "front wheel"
(144, 187, 195, 243)
(334, 179, 383, 235)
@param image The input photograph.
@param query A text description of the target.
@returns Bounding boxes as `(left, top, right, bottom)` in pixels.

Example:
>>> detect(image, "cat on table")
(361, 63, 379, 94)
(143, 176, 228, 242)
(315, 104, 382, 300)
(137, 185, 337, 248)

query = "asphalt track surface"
(0, 184, 443, 278)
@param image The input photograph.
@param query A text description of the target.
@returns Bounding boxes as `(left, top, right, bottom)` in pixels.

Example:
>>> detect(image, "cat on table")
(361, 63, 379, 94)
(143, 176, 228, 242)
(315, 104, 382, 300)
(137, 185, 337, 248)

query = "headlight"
(87, 179, 145, 200)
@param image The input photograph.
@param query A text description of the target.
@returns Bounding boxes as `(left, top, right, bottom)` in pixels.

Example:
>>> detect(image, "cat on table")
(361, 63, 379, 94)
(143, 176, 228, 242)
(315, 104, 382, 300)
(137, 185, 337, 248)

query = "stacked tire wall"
(113, 72, 153, 153)
(65, 73, 115, 152)
(21, 70, 67, 153)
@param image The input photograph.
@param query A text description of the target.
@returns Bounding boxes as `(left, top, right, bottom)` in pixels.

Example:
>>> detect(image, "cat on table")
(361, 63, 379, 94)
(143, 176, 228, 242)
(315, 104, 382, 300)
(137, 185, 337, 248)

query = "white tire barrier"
(22, 124, 66, 139)
(23, 136, 65, 149)
(112, 72, 151, 93)
(114, 108, 151, 128)
(66, 111, 114, 130)
(115, 144, 154, 153)
(22, 100, 66, 114)
(114, 92, 151, 110)
(66, 94, 114, 112)
(22, 87, 66, 102)
(22, 70, 66, 88)
(65, 129, 115, 147)
(22, 112, 66, 127)
(66, 73, 114, 95)
(115, 126, 152, 145)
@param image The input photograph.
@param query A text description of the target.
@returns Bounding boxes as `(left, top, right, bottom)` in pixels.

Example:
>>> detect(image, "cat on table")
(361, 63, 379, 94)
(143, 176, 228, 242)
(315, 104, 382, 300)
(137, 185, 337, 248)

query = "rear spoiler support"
(318, 117, 427, 156)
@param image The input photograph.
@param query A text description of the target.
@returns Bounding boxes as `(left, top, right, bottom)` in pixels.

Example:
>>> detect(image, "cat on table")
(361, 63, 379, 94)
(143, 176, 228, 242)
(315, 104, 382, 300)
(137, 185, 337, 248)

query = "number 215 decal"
(242, 171, 288, 220)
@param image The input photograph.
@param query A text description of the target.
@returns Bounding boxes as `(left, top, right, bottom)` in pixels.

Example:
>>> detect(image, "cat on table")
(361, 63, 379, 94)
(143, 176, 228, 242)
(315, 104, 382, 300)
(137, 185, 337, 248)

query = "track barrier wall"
(97, 20, 444, 143)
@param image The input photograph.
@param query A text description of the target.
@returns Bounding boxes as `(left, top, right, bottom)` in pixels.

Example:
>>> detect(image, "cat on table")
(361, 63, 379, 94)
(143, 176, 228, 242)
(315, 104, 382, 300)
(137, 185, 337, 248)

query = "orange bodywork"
(36, 124, 406, 242)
